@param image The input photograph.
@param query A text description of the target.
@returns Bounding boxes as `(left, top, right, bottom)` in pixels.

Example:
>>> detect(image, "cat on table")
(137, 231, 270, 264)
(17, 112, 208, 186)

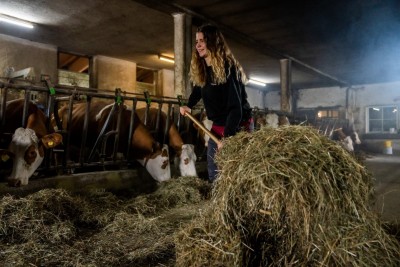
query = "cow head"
(175, 144, 197, 177)
(3, 128, 62, 186)
(265, 113, 279, 128)
(340, 136, 354, 152)
(349, 131, 361, 145)
(192, 113, 213, 147)
(330, 128, 355, 152)
(201, 118, 213, 147)
(6, 128, 62, 187)
(137, 144, 171, 182)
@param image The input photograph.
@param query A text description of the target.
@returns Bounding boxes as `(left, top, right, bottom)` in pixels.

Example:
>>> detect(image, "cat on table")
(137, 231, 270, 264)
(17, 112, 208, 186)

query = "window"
(136, 66, 156, 95)
(367, 106, 398, 133)
(317, 109, 339, 119)
(58, 51, 90, 87)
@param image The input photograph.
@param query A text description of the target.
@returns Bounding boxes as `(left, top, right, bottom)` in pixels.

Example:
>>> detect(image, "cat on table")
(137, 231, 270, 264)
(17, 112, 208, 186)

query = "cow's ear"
(0, 149, 14, 162)
(41, 133, 63, 149)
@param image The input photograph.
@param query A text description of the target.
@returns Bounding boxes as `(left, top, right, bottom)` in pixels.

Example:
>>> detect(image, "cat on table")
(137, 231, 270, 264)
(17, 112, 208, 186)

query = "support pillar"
(280, 59, 292, 113)
(173, 13, 192, 99)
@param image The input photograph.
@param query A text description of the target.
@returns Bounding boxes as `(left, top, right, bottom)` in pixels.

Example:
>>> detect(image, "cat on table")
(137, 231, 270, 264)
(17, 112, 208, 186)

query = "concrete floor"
(365, 154, 400, 222)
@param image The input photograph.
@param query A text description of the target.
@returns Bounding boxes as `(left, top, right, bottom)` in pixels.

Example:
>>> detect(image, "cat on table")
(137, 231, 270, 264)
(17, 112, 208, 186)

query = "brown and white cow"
(329, 126, 361, 152)
(0, 99, 62, 186)
(256, 112, 290, 129)
(56, 102, 171, 182)
(136, 108, 198, 177)
(192, 111, 213, 148)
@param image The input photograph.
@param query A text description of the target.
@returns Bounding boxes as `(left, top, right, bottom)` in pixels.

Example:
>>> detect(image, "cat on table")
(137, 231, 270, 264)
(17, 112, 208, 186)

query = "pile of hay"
(175, 126, 400, 266)
(0, 176, 211, 266)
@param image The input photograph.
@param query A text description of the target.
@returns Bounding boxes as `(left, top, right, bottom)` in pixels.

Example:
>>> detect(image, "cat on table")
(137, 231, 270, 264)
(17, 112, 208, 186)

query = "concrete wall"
(264, 90, 281, 110)
(160, 69, 175, 98)
(92, 55, 136, 92)
(246, 87, 265, 109)
(0, 34, 57, 82)
(262, 81, 400, 155)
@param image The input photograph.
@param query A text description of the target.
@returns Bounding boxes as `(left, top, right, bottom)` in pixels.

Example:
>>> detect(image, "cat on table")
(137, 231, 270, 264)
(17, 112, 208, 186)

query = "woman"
(180, 24, 253, 182)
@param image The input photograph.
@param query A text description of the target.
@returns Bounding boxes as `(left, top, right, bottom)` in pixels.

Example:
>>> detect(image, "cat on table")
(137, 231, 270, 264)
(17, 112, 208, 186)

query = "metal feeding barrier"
(0, 78, 207, 179)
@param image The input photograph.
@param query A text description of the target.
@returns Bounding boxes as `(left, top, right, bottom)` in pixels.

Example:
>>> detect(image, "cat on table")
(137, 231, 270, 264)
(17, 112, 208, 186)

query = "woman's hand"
(179, 106, 191, 116)
(217, 140, 223, 150)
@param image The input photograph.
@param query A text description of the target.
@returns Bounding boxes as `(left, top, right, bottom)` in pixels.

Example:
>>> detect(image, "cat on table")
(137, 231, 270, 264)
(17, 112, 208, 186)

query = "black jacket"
(187, 64, 251, 137)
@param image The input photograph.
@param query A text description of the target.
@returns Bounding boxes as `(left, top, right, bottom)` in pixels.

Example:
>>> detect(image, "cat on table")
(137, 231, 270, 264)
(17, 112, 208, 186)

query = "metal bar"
(0, 87, 8, 132)
(155, 102, 162, 136)
(126, 98, 138, 159)
(88, 103, 117, 161)
(164, 104, 172, 145)
(22, 90, 31, 127)
(112, 103, 123, 161)
(64, 94, 75, 166)
(77, 98, 90, 165)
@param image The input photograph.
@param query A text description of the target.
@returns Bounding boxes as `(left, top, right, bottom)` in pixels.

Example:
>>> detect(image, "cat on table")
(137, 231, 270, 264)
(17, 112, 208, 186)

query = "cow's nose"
(8, 178, 21, 187)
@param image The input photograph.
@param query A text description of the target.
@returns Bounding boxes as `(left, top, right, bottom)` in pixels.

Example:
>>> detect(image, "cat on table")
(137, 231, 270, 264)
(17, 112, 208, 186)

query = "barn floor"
(364, 154, 400, 222)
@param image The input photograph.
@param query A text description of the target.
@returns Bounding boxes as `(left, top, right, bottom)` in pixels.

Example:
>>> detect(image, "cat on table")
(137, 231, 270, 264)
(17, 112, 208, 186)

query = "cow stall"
(0, 77, 208, 186)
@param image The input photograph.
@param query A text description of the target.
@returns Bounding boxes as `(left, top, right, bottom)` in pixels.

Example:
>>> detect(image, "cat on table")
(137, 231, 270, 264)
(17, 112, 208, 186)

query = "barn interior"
(1, 0, 399, 87)
(0, 1, 399, 265)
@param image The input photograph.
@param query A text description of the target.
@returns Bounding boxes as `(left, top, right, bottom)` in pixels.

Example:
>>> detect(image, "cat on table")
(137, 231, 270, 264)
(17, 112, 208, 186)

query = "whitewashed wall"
(263, 90, 281, 110)
(246, 87, 265, 109)
(258, 81, 400, 154)
(0, 34, 57, 82)
(355, 82, 400, 132)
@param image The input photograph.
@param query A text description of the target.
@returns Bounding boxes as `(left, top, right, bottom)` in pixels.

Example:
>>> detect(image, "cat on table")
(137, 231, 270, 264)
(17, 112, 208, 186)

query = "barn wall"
(353, 81, 400, 155)
(261, 81, 400, 155)
(92, 55, 136, 92)
(263, 91, 281, 110)
(246, 87, 265, 109)
(297, 86, 346, 108)
(160, 69, 175, 98)
(0, 34, 57, 82)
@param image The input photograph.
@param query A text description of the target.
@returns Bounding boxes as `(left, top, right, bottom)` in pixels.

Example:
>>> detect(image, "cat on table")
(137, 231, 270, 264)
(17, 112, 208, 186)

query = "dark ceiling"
(0, 0, 399, 90)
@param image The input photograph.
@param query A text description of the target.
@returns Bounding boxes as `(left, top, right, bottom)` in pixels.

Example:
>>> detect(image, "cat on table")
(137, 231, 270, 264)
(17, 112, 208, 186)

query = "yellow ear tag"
(1, 154, 9, 162)
(48, 141, 54, 147)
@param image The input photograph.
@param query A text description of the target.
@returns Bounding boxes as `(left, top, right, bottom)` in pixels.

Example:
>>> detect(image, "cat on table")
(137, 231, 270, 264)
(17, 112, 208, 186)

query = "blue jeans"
(207, 138, 219, 182)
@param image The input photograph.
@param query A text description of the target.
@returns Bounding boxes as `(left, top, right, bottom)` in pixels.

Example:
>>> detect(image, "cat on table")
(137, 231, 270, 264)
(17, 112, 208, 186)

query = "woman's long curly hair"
(189, 24, 247, 87)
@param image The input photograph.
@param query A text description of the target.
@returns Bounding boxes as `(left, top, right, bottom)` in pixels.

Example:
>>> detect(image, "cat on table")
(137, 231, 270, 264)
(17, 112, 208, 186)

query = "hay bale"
(176, 126, 400, 266)
(0, 189, 80, 244)
(175, 209, 243, 267)
(0, 176, 211, 266)
(125, 176, 211, 215)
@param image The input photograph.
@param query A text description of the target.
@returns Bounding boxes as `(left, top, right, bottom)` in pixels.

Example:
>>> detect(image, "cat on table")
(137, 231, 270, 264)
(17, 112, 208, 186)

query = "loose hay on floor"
(175, 126, 400, 267)
(0, 176, 211, 267)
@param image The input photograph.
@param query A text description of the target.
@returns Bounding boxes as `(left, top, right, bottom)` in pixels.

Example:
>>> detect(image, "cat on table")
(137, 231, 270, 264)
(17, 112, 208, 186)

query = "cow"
(256, 112, 290, 129)
(329, 126, 361, 152)
(192, 111, 213, 148)
(0, 99, 62, 186)
(136, 108, 198, 177)
(56, 102, 171, 182)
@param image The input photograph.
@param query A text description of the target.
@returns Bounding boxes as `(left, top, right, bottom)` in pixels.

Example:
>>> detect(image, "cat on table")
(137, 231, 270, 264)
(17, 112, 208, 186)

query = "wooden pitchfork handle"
(184, 112, 222, 147)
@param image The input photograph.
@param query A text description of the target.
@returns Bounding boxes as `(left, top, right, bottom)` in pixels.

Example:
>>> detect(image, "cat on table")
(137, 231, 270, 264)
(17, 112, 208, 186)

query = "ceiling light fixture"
(0, 14, 34, 29)
(159, 55, 175, 63)
(248, 78, 267, 86)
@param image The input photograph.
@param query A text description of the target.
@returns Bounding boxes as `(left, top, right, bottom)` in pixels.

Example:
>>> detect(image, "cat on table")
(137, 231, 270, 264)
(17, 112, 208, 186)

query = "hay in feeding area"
(0, 176, 211, 266)
(175, 126, 400, 267)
